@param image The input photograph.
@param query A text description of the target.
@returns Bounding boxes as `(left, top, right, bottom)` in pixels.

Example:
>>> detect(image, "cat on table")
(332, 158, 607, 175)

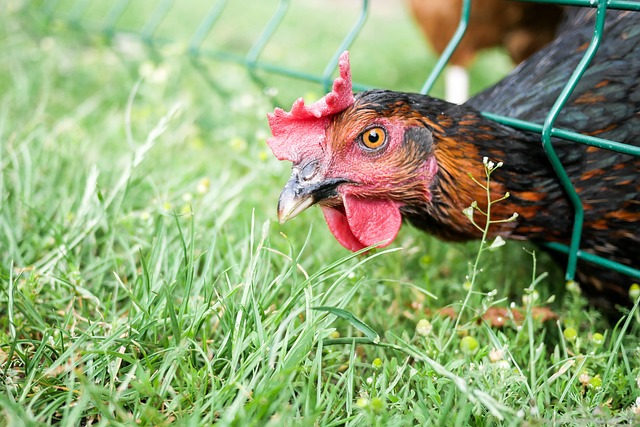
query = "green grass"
(2, 1, 640, 425)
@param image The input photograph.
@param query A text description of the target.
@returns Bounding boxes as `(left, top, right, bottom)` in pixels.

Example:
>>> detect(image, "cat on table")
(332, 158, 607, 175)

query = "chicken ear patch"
(322, 195, 402, 252)
(266, 51, 355, 162)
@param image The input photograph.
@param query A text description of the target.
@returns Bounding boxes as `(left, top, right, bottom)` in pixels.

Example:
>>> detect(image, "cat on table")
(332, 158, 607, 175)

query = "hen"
(267, 9, 640, 313)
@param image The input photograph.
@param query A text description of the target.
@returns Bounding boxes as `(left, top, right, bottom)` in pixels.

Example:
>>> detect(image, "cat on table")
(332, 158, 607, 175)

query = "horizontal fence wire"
(26, 0, 640, 284)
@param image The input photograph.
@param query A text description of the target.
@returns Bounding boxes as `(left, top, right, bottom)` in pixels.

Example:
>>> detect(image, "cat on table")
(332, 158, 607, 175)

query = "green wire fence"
(26, 0, 640, 285)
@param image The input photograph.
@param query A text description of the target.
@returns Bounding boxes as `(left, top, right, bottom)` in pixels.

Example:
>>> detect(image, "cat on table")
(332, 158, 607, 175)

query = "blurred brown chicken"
(267, 9, 640, 314)
(409, 0, 564, 102)
(409, 0, 564, 66)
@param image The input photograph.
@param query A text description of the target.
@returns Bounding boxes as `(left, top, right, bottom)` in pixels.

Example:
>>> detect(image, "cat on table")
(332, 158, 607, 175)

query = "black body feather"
(469, 8, 640, 310)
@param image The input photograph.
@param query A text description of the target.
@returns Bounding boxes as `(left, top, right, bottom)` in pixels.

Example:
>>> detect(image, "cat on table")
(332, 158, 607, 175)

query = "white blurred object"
(445, 65, 469, 104)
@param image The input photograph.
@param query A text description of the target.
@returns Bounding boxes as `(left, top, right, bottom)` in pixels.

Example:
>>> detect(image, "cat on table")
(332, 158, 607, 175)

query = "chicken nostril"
(299, 160, 319, 181)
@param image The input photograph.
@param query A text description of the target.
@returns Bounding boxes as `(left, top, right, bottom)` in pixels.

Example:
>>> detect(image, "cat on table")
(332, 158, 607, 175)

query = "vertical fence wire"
(140, 0, 173, 43)
(66, 0, 90, 23)
(321, 0, 369, 92)
(188, 0, 228, 55)
(102, 0, 130, 37)
(245, 0, 290, 70)
(538, 0, 607, 282)
(420, 0, 471, 95)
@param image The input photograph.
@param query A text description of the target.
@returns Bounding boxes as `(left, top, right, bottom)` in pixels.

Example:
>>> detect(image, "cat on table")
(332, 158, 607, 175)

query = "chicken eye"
(360, 127, 387, 151)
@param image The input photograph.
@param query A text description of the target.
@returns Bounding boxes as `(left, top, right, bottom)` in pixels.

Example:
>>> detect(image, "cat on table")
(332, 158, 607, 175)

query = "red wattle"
(322, 206, 365, 251)
(322, 195, 403, 251)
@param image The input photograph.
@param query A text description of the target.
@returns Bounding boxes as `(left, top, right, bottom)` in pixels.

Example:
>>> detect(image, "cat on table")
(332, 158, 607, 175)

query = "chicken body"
(268, 9, 640, 312)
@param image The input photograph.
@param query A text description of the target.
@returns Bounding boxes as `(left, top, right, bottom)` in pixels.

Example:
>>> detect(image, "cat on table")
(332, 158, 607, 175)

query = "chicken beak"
(277, 176, 316, 224)
(277, 164, 347, 224)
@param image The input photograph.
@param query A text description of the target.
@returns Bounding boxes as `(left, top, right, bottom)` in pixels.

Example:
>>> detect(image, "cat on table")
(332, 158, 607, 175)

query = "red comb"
(267, 51, 355, 162)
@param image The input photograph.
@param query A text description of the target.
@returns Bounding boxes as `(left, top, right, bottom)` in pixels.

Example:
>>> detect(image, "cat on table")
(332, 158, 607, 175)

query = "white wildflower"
(462, 206, 474, 221)
(264, 87, 279, 97)
(497, 360, 510, 370)
(522, 290, 539, 306)
(416, 319, 432, 337)
(196, 178, 210, 194)
(579, 372, 591, 386)
(356, 397, 369, 408)
(488, 235, 506, 250)
(489, 348, 504, 363)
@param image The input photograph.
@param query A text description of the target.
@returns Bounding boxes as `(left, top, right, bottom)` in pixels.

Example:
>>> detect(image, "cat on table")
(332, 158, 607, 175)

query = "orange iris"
(361, 127, 386, 150)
